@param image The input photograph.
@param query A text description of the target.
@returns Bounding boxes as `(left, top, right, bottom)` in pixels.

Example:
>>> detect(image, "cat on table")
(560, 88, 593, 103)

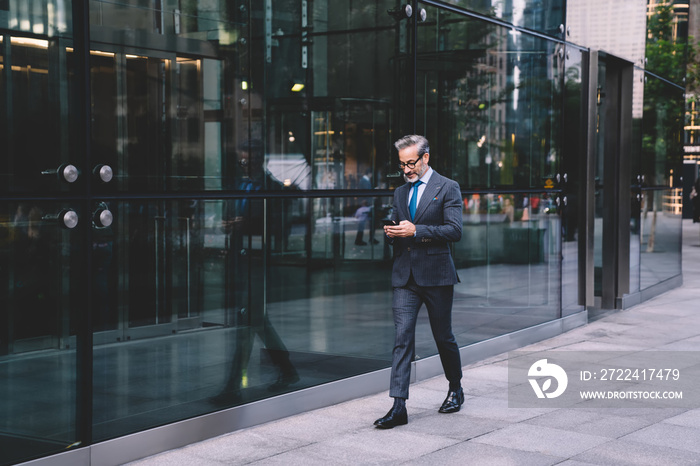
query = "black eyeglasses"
(398, 154, 424, 169)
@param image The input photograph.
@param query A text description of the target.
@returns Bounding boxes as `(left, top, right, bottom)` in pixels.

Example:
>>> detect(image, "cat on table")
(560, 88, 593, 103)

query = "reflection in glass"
(91, 197, 395, 440)
(86, 1, 247, 194)
(0, 201, 81, 464)
(0, 2, 71, 35)
(638, 74, 684, 290)
(639, 190, 682, 289)
(452, 192, 561, 346)
(261, 0, 396, 193)
(1, 36, 77, 194)
(645, 1, 689, 86)
(417, 7, 562, 189)
(438, 0, 564, 37)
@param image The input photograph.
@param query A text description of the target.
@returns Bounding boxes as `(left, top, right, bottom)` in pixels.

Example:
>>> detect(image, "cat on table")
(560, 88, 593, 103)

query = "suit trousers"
(389, 275, 462, 399)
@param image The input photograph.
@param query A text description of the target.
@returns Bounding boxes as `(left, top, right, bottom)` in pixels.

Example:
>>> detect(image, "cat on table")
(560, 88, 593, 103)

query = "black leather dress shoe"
(438, 387, 464, 413)
(374, 406, 408, 428)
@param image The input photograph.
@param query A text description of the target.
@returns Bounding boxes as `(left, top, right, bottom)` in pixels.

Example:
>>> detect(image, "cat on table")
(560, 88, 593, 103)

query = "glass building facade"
(0, 1, 686, 464)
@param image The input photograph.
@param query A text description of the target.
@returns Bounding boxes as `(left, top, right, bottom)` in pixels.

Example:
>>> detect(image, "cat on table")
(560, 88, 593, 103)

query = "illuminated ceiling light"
(11, 37, 49, 48)
(291, 83, 305, 92)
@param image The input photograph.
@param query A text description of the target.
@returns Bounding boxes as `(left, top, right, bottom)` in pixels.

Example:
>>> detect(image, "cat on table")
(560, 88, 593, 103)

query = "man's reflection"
(213, 140, 299, 405)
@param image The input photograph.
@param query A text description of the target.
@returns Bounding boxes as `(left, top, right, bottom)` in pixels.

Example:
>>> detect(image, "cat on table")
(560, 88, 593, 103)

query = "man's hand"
(384, 220, 416, 238)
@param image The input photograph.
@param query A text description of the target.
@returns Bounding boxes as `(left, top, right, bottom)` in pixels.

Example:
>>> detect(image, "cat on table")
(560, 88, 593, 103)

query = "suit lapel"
(397, 183, 411, 221)
(413, 172, 444, 223)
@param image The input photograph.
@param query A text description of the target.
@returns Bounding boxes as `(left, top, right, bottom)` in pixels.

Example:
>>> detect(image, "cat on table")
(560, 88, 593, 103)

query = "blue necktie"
(409, 180, 422, 221)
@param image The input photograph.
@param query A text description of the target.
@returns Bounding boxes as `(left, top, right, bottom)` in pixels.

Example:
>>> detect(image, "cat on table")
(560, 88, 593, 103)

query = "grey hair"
(394, 134, 430, 158)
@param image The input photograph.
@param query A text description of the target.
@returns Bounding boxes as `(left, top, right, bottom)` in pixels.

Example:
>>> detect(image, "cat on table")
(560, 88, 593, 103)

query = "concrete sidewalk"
(129, 220, 700, 466)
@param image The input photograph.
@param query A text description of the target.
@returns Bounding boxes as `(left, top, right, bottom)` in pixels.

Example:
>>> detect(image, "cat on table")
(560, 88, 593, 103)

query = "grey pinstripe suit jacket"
(390, 170, 463, 288)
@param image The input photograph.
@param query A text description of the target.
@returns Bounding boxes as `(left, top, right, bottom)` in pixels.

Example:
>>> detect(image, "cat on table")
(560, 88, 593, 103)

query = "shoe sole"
(438, 407, 461, 413)
(374, 420, 408, 429)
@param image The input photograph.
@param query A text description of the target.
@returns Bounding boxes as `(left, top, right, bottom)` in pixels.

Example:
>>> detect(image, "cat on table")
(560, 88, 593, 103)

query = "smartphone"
(381, 219, 397, 226)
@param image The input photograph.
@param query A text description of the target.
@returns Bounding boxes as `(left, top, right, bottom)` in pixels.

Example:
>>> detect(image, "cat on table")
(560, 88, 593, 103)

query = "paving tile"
(571, 439, 700, 466)
(129, 452, 222, 466)
(420, 368, 510, 399)
(244, 408, 371, 443)
(317, 393, 403, 423)
(405, 410, 508, 441)
(462, 362, 510, 382)
(472, 424, 610, 458)
(407, 441, 563, 466)
(655, 336, 700, 351)
(621, 423, 700, 454)
(177, 430, 309, 464)
(250, 449, 354, 466)
(522, 409, 653, 438)
(576, 407, 686, 425)
(549, 340, 646, 352)
(266, 430, 458, 465)
(554, 461, 601, 466)
(662, 409, 700, 428)
(460, 396, 555, 423)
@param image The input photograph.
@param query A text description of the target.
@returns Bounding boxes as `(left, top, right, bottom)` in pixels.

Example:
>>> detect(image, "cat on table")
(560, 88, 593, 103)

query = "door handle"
(42, 164, 79, 183)
(93, 203, 113, 228)
(43, 209, 79, 229)
(93, 164, 114, 183)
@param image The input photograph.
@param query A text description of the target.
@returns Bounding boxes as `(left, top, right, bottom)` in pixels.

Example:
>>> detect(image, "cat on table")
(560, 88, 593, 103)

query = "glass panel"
(92, 199, 248, 439)
(436, 0, 564, 38)
(0, 1, 72, 35)
(301, 105, 391, 192)
(639, 75, 684, 289)
(0, 35, 78, 194)
(88, 0, 246, 193)
(636, 0, 687, 292)
(308, 0, 397, 34)
(1, 4, 84, 465)
(414, 4, 563, 333)
(267, 193, 394, 356)
(91, 196, 394, 438)
(263, 2, 400, 193)
(0, 200, 83, 464)
(645, 1, 689, 87)
(90, 51, 224, 192)
(639, 189, 682, 289)
(416, 6, 562, 190)
(453, 191, 561, 345)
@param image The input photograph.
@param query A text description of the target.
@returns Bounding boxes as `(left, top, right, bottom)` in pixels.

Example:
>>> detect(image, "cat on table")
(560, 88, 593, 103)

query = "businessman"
(375, 134, 464, 429)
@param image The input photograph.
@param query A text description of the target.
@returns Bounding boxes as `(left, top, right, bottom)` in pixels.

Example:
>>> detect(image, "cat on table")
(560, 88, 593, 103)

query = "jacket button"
(407, 247, 411, 252)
